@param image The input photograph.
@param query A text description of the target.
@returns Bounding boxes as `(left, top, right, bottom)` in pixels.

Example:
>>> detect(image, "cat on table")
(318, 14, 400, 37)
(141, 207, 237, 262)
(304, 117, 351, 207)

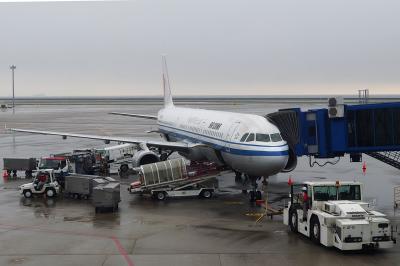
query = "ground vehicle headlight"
(372, 236, 390, 242)
(344, 236, 362, 243)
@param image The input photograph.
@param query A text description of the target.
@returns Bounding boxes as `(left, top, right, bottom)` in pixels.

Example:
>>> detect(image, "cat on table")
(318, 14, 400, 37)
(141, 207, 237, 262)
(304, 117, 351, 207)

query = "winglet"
(162, 55, 174, 107)
(3, 124, 11, 134)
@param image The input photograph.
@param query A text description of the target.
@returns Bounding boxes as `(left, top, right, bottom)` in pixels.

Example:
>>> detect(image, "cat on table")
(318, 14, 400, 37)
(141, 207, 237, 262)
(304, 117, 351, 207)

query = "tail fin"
(162, 56, 174, 107)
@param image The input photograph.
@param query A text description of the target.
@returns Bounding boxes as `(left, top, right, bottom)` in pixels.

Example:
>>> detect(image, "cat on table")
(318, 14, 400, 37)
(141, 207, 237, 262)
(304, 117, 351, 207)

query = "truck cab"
(19, 169, 60, 198)
(283, 181, 396, 250)
(38, 156, 71, 175)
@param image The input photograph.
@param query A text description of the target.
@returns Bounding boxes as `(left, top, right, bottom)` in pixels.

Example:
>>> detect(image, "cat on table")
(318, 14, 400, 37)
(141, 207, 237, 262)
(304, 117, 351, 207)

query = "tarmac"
(1, 102, 400, 266)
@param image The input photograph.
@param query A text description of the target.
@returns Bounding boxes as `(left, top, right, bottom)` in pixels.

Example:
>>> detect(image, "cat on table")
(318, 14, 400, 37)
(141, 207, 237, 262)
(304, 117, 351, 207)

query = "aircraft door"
(225, 122, 241, 152)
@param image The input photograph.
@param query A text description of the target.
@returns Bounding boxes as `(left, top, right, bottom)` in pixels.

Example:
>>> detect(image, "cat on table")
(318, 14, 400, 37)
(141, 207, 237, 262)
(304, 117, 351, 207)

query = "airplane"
(8, 57, 297, 200)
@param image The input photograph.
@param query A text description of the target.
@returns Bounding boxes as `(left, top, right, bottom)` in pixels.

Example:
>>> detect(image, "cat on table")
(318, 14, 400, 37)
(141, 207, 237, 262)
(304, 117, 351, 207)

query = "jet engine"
(132, 150, 160, 167)
(282, 146, 297, 172)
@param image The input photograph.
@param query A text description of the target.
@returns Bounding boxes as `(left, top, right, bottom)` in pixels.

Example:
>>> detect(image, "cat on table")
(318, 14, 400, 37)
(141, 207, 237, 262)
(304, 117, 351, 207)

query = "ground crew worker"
(301, 186, 309, 221)
(36, 173, 47, 191)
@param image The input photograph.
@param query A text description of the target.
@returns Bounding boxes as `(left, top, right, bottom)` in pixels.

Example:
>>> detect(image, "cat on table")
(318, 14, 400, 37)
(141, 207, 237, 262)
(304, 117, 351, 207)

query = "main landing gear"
(234, 171, 242, 182)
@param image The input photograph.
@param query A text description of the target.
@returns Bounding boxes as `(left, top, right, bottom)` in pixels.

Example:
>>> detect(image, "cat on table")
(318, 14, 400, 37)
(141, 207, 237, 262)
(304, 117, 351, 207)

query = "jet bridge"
(267, 101, 400, 169)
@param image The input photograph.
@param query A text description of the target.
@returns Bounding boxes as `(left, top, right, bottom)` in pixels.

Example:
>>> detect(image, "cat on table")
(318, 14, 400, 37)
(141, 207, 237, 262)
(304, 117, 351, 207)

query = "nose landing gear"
(248, 175, 264, 202)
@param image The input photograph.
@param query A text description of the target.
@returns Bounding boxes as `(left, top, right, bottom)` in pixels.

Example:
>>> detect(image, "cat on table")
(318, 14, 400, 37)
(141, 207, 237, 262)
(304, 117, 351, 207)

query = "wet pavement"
(0, 102, 400, 266)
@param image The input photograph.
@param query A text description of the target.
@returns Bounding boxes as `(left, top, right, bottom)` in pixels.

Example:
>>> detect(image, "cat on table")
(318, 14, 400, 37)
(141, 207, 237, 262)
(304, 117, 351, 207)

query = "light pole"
(10, 65, 16, 114)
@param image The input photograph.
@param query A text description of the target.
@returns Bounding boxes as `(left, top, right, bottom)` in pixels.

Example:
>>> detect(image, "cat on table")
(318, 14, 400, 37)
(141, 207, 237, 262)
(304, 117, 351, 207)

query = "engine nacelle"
(281, 147, 297, 172)
(132, 150, 160, 168)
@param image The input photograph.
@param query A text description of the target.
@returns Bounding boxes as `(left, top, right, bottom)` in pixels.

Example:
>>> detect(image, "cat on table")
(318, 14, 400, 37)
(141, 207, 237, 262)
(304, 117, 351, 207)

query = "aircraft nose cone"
(240, 154, 289, 177)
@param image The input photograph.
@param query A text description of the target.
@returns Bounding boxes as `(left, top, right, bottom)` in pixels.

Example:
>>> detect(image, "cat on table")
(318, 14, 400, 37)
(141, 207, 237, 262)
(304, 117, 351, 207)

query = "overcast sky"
(0, 0, 399, 97)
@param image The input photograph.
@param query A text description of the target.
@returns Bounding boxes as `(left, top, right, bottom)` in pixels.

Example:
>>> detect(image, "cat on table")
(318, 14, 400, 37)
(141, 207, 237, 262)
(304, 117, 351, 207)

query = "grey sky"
(0, 0, 399, 96)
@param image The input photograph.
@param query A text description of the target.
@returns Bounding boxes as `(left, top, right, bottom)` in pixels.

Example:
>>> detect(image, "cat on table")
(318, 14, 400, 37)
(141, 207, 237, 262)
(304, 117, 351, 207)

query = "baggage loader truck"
(128, 158, 218, 200)
(283, 181, 396, 250)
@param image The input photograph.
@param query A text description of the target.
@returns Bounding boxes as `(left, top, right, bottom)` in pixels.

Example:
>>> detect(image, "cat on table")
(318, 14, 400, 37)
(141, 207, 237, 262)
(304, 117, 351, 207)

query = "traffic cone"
(288, 176, 293, 186)
(3, 170, 9, 181)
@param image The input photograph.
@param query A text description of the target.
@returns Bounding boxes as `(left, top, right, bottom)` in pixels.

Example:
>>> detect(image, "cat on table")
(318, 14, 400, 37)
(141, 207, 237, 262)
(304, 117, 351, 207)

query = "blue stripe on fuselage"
(159, 126, 289, 157)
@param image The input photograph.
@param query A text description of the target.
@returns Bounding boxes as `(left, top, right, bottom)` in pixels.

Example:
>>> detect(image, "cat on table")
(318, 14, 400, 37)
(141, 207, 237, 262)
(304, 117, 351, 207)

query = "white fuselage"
(157, 106, 289, 177)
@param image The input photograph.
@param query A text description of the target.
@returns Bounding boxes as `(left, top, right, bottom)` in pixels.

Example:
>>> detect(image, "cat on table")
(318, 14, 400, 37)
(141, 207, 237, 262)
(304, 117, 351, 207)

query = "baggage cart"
(92, 182, 120, 213)
(64, 174, 97, 199)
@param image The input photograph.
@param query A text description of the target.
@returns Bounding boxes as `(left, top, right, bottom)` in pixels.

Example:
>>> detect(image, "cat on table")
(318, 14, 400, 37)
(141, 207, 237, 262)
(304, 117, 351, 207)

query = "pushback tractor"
(283, 181, 396, 250)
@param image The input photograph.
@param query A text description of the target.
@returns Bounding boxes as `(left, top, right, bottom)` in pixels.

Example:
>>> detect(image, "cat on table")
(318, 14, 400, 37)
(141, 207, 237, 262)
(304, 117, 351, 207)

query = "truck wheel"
(155, 191, 166, 201)
(249, 191, 256, 202)
(120, 164, 129, 175)
(201, 190, 212, 199)
(310, 217, 321, 244)
(256, 191, 262, 200)
(23, 190, 32, 198)
(289, 209, 298, 233)
(46, 188, 56, 198)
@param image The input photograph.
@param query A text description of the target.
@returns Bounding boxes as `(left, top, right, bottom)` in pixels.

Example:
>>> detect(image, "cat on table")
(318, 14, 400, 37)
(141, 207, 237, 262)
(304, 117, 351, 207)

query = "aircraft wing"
(8, 127, 202, 152)
(109, 112, 157, 120)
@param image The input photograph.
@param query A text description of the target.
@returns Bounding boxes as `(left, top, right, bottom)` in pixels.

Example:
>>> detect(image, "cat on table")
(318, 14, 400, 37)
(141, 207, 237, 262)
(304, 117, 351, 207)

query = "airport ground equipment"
(19, 169, 60, 198)
(267, 100, 400, 168)
(130, 175, 218, 200)
(283, 181, 396, 250)
(92, 182, 120, 213)
(128, 159, 219, 200)
(55, 150, 98, 175)
(3, 158, 36, 178)
(38, 156, 71, 175)
(94, 143, 160, 177)
(64, 174, 98, 199)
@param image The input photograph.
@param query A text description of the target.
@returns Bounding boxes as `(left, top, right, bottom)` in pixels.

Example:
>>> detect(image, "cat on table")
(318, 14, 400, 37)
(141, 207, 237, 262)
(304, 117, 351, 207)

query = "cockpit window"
(270, 133, 282, 142)
(246, 133, 255, 142)
(256, 134, 271, 142)
(240, 133, 249, 142)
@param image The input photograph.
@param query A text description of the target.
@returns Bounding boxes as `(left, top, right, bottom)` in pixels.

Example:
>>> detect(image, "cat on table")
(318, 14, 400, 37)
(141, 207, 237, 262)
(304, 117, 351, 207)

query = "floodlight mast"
(10, 65, 16, 114)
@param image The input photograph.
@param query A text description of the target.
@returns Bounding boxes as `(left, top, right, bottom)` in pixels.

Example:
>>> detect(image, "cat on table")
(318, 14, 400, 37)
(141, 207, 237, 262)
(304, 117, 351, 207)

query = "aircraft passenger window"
(256, 134, 271, 142)
(270, 133, 282, 142)
(240, 133, 249, 142)
(246, 133, 255, 142)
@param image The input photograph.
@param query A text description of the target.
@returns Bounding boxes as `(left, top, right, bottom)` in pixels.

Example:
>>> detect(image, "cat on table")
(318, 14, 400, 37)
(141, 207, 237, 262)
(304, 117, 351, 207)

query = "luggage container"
(92, 178, 108, 186)
(64, 174, 97, 199)
(139, 158, 187, 186)
(92, 182, 120, 213)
